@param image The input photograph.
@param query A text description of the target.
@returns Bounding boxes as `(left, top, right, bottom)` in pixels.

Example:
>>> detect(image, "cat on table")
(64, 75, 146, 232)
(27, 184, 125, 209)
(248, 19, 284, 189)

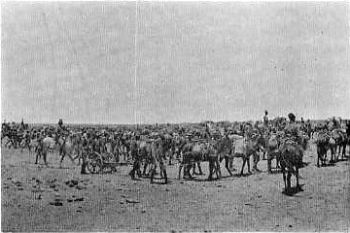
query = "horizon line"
(3, 116, 349, 126)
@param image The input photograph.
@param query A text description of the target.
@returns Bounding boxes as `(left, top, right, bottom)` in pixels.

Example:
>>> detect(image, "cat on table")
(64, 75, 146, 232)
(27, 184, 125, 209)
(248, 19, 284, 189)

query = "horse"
(149, 138, 168, 184)
(279, 136, 308, 193)
(315, 131, 338, 166)
(265, 132, 283, 173)
(1, 131, 22, 149)
(35, 136, 56, 166)
(231, 134, 261, 175)
(137, 140, 154, 177)
(215, 136, 235, 176)
(56, 135, 77, 166)
(128, 139, 144, 179)
(178, 140, 219, 180)
(36, 134, 75, 167)
(218, 134, 263, 176)
(332, 129, 348, 160)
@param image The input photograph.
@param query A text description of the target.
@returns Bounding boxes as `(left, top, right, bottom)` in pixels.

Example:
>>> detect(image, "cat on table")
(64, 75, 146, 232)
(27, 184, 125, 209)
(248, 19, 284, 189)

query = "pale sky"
(1, 2, 350, 124)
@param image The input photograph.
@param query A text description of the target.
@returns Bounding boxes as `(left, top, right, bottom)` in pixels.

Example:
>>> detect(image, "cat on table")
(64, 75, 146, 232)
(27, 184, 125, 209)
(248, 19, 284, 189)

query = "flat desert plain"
(1, 144, 349, 232)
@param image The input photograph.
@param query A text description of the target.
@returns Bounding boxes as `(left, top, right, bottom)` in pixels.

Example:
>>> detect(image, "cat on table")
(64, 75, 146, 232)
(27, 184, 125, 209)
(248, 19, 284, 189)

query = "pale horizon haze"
(1, 2, 350, 124)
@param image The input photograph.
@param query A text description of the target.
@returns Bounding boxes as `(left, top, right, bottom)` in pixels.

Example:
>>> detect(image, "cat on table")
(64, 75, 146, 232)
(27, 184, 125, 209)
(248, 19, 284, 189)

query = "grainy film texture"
(1, 2, 350, 232)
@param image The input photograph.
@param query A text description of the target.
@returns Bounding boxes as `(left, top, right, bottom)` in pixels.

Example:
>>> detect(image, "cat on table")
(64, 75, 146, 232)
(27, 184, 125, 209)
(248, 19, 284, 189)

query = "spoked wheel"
(103, 152, 117, 163)
(86, 152, 102, 174)
(101, 153, 117, 173)
(102, 164, 117, 173)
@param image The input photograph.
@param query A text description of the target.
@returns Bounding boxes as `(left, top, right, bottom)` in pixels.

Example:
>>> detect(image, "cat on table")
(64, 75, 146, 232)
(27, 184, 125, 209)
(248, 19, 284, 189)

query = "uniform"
(263, 115, 269, 127)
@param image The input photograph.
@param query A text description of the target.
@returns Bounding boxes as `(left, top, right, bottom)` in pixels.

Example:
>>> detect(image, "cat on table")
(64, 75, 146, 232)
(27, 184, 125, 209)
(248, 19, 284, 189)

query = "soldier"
(263, 110, 269, 128)
(284, 113, 305, 166)
(284, 113, 299, 137)
(331, 116, 340, 129)
(305, 119, 312, 138)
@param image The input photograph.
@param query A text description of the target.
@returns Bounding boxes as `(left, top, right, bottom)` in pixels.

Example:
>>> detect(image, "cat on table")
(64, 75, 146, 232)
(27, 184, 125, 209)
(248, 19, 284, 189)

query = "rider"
(284, 113, 305, 165)
(284, 113, 300, 138)
(263, 110, 269, 129)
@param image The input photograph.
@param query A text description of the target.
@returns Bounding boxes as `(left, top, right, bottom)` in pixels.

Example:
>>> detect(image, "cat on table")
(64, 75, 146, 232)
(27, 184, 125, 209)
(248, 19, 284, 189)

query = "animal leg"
(282, 169, 287, 190)
(287, 172, 292, 190)
(150, 164, 157, 184)
(317, 146, 323, 167)
(330, 147, 336, 162)
(342, 144, 346, 159)
(229, 158, 234, 170)
(225, 157, 233, 176)
(216, 159, 221, 179)
(59, 153, 65, 167)
(253, 153, 260, 171)
(168, 152, 173, 165)
(67, 152, 76, 165)
(150, 168, 155, 184)
(197, 163, 203, 175)
(207, 161, 213, 181)
(240, 157, 246, 175)
(276, 155, 281, 169)
(129, 160, 139, 180)
(267, 151, 272, 173)
(142, 163, 148, 177)
(187, 164, 194, 179)
(247, 156, 251, 174)
(178, 164, 183, 179)
(43, 152, 49, 167)
(296, 168, 303, 191)
(163, 169, 168, 184)
(35, 152, 39, 164)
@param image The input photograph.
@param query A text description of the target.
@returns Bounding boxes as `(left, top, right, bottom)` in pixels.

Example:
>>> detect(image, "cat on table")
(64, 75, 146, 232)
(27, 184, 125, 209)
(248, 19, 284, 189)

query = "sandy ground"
(1, 144, 349, 232)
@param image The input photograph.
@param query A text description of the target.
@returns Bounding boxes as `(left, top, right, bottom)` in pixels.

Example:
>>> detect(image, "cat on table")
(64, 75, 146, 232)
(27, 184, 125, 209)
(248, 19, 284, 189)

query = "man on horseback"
(279, 113, 308, 192)
(283, 113, 305, 166)
(263, 110, 269, 129)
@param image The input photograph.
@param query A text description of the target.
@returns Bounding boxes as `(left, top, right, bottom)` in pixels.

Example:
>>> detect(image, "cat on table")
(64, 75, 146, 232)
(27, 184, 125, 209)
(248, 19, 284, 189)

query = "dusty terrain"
(1, 145, 349, 232)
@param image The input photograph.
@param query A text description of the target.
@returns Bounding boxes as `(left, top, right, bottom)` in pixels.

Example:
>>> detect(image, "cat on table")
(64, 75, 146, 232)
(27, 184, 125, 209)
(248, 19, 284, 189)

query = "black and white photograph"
(1, 1, 350, 232)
